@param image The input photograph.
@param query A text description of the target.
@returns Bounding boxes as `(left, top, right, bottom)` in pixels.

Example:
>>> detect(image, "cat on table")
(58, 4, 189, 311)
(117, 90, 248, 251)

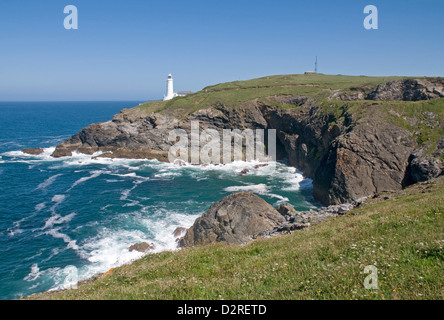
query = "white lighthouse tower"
(163, 74, 175, 101)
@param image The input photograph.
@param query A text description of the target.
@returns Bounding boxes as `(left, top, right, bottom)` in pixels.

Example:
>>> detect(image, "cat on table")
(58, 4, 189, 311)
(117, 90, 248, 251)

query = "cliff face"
(49, 76, 444, 205)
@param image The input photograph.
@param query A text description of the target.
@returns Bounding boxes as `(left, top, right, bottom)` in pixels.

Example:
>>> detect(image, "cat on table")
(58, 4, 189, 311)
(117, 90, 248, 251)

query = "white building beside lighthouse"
(163, 74, 192, 101)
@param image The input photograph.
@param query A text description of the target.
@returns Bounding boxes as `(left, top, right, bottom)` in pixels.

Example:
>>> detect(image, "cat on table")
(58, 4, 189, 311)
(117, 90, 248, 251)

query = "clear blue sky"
(0, 0, 443, 101)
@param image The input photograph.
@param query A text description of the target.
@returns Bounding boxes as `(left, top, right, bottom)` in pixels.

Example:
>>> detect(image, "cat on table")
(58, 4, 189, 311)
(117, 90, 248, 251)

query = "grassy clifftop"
(137, 74, 409, 116)
(27, 176, 444, 300)
(135, 73, 443, 158)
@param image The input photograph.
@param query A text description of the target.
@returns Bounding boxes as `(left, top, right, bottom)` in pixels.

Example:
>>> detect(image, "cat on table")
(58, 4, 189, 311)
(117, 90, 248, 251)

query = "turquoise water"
(0, 101, 317, 300)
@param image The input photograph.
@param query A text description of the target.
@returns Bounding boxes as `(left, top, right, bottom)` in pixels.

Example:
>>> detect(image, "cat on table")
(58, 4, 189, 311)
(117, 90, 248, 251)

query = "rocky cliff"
(47, 75, 444, 205)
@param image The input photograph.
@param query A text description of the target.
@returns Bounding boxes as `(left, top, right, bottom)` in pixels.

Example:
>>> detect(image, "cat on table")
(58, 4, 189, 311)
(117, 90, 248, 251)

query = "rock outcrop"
(366, 79, 444, 101)
(180, 192, 285, 247)
(49, 78, 443, 205)
(51, 108, 175, 161)
(128, 242, 155, 253)
(22, 148, 44, 155)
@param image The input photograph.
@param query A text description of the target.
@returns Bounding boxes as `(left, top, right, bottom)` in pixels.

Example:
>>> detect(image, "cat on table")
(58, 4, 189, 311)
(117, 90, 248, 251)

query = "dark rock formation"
(407, 149, 443, 183)
(312, 112, 415, 204)
(22, 148, 44, 155)
(180, 192, 285, 247)
(128, 242, 155, 253)
(366, 79, 444, 101)
(173, 227, 187, 238)
(276, 203, 298, 217)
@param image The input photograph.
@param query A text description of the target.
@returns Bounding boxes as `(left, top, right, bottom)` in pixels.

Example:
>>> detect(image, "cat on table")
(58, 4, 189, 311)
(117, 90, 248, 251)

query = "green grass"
(27, 177, 444, 300)
(136, 74, 416, 118)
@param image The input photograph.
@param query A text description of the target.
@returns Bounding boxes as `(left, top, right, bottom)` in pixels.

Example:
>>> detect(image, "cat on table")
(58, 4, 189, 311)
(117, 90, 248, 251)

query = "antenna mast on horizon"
(315, 56, 318, 73)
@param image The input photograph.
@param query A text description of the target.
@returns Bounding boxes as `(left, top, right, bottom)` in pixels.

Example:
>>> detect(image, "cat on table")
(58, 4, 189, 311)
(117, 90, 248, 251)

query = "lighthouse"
(163, 74, 175, 101)
(162, 74, 192, 101)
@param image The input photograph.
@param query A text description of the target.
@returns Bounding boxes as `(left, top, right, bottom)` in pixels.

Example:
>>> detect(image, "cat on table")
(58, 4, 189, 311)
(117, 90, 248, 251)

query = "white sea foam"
(79, 228, 148, 278)
(106, 179, 123, 183)
(145, 210, 200, 252)
(63, 207, 201, 285)
(2, 147, 56, 160)
(114, 172, 137, 178)
(35, 202, 46, 211)
(7, 221, 24, 237)
(40, 248, 62, 264)
(49, 194, 66, 212)
(153, 171, 181, 178)
(35, 174, 62, 191)
(224, 183, 269, 193)
(24, 263, 79, 292)
(24, 264, 42, 281)
(45, 228, 80, 252)
(42, 212, 76, 230)
(67, 170, 103, 191)
(120, 179, 147, 201)
(7, 213, 40, 237)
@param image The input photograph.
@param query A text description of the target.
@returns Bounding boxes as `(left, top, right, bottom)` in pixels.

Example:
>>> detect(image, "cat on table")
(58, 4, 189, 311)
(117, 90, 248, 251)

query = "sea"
(0, 101, 318, 300)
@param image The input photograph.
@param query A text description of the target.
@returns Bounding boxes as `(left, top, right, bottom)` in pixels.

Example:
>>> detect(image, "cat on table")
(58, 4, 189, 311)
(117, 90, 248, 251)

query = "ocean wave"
(35, 174, 63, 191)
(0, 147, 58, 165)
(23, 263, 79, 292)
(49, 194, 67, 212)
(35, 202, 46, 211)
(42, 212, 76, 230)
(223, 183, 289, 205)
(224, 183, 269, 193)
(7, 221, 24, 237)
(6, 213, 39, 237)
(79, 228, 149, 278)
(67, 170, 104, 191)
(120, 178, 149, 201)
(23, 264, 42, 282)
(44, 228, 80, 252)
(153, 171, 181, 178)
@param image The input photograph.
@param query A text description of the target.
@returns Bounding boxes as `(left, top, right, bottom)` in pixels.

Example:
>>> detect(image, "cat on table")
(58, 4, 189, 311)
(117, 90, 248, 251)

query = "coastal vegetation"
(27, 176, 443, 300)
(29, 73, 443, 300)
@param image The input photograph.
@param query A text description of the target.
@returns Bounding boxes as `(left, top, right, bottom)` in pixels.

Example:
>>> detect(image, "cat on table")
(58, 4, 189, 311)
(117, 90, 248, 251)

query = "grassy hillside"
(136, 74, 408, 116)
(27, 176, 444, 300)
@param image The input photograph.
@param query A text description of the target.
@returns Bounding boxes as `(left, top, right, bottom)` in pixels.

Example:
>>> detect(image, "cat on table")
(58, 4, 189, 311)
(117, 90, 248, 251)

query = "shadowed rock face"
(180, 192, 285, 247)
(311, 112, 415, 204)
(366, 79, 444, 101)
